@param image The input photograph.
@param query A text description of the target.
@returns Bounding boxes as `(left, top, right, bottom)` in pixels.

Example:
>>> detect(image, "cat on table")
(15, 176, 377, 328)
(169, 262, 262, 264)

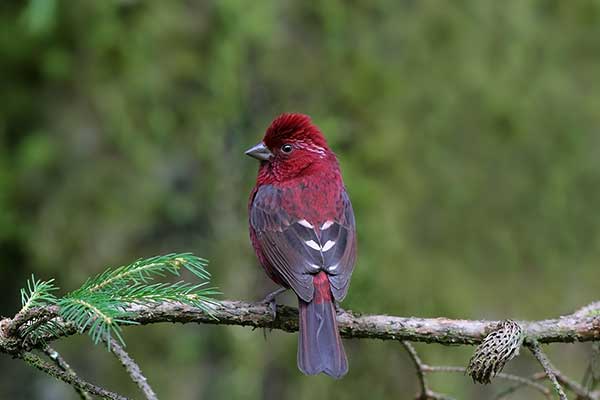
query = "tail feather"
(297, 272, 348, 378)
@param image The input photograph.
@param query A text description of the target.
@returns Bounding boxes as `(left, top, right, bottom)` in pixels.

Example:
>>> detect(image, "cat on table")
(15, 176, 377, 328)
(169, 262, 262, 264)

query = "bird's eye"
(281, 144, 293, 154)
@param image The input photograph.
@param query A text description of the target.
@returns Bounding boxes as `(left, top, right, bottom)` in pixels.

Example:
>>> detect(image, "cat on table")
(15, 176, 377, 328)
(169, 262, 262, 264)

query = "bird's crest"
(264, 113, 328, 148)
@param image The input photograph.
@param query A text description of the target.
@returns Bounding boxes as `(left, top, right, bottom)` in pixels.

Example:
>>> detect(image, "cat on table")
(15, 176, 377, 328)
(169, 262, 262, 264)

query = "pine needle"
(18, 253, 219, 350)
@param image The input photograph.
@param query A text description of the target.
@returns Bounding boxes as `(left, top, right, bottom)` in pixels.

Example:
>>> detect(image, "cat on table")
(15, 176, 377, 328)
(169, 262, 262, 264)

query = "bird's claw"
(267, 300, 277, 320)
(260, 287, 288, 319)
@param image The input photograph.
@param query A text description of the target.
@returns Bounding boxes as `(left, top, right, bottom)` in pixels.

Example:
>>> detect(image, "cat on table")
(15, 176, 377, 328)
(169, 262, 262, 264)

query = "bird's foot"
(260, 287, 288, 319)
(334, 302, 346, 315)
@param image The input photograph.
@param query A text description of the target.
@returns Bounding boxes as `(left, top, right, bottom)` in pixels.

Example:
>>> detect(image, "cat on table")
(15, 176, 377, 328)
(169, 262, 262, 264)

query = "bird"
(246, 113, 357, 379)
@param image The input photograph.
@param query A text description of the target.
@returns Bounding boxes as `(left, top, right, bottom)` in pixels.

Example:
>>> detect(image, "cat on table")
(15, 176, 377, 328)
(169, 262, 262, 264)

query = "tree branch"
(19, 352, 129, 400)
(1, 300, 600, 354)
(402, 343, 552, 399)
(535, 371, 598, 400)
(528, 340, 569, 400)
(1, 300, 599, 399)
(43, 346, 93, 400)
(128, 300, 600, 344)
(401, 341, 457, 400)
(107, 339, 158, 400)
(425, 366, 552, 399)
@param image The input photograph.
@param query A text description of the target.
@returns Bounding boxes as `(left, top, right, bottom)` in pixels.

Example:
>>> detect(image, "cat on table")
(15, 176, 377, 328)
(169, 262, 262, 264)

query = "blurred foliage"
(1, 0, 600, 399)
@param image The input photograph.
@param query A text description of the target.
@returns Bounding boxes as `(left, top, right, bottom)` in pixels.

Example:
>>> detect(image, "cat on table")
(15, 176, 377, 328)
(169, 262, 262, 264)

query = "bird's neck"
(256, 157, 339, 186)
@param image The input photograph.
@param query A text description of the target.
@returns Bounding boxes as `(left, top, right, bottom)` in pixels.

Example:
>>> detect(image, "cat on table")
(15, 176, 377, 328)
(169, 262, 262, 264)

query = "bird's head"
(246, 113, 335, 181)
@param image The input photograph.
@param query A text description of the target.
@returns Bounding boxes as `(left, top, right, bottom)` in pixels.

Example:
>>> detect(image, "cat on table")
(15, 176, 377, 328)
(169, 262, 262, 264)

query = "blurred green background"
(2, 0, 600, 398)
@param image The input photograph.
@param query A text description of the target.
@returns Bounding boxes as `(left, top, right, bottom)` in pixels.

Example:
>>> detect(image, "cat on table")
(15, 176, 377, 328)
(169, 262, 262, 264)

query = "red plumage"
(246, 113, 357, 378)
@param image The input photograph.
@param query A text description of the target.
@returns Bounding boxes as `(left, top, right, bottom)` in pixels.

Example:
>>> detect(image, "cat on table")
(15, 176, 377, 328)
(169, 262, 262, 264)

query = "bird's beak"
(245, 142, 273, 161)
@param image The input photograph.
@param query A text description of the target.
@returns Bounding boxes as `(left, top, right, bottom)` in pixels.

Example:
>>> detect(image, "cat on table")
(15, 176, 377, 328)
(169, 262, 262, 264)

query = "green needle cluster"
(18, 253, 219, 348)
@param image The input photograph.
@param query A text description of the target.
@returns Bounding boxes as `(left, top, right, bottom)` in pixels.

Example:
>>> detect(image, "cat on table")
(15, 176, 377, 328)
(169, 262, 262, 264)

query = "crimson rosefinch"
(246, 113, 357, 378)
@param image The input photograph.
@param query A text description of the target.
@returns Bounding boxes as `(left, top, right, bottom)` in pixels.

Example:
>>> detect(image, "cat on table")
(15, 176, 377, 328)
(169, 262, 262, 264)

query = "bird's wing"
(250, 185, 318, 302)
(321, 189, 356, 301)
(250, 185, 357, 302)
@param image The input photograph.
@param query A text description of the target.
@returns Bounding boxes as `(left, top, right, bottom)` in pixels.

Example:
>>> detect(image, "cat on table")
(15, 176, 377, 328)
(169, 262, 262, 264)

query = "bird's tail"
(297, 271, 348, 378)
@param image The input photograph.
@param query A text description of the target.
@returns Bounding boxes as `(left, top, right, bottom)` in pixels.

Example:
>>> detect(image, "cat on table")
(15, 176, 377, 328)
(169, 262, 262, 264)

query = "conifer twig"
(424, 365, 551, 398)
(108, 339, 158, 400)
(528, 340, 569, 400)
(20, 352, 129, 400)
(43, 346, 93, 400)
(402, 343, 552, 399)
(401, 341, 456, 400)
